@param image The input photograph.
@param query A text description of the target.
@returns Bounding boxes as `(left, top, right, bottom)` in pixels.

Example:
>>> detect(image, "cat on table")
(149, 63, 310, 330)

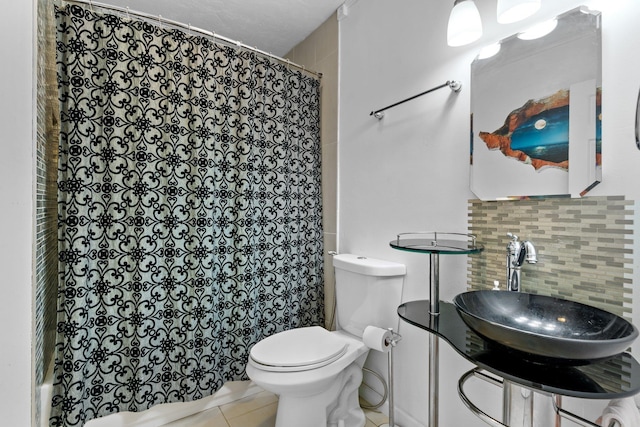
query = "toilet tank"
(333, 254, 406, 338)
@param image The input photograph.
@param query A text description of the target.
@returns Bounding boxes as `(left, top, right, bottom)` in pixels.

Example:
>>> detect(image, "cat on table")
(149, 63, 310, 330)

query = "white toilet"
(246, 253, 406, 427)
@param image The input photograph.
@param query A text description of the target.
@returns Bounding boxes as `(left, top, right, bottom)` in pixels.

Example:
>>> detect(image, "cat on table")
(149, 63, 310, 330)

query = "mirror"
(470, 7, 601, 200)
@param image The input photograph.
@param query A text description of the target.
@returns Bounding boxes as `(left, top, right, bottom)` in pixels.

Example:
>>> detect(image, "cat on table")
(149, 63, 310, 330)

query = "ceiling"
(104, 0, 345, 57)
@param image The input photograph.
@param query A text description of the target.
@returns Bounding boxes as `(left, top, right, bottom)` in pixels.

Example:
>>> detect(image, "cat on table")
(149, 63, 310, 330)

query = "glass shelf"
(390, 231, 485, 427)
(390, 232, 484, 255)
(398, 300, 640, 399)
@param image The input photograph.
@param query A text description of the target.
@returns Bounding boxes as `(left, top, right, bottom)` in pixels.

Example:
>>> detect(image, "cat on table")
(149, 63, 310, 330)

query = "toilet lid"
(250, 326, 348, 372)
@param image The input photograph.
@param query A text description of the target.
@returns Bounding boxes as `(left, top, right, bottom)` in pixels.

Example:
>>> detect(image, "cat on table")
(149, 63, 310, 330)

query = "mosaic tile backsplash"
(467, 196, 634, 320)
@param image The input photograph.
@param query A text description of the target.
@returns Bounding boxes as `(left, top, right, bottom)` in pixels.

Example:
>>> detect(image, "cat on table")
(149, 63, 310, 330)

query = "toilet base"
(274, 362, 365, 427)
(246, 330, 371, 427)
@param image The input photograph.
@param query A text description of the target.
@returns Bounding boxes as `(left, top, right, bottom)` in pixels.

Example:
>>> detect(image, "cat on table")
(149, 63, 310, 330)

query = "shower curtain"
(51, 4, 323, 426)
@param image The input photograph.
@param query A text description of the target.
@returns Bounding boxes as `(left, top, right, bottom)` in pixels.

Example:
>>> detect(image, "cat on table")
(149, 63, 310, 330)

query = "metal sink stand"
(390, 232, 483, 427)
(458, 368, 621, 427)
(428, 251, 439, 427)
(398, 299, 636, 427)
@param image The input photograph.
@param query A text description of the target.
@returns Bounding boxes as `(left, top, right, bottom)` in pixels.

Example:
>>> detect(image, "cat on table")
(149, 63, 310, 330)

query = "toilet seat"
(250, 326, 349, 372)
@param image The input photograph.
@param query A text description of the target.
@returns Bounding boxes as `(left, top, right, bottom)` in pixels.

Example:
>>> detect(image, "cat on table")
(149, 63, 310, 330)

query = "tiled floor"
(84, 380, 389, 427)
(162, 381, 389, 427)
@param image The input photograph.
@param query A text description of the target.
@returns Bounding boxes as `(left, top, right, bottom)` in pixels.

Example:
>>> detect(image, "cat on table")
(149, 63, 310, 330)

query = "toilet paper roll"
(363, 326, 392, 353)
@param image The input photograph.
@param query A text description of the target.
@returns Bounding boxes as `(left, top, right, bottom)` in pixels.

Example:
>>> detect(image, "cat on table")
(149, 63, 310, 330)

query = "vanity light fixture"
(497, 0, 541, 24)
(447, 0, 483, 47)
(517, 18, 558, 40)
(477, 42, 501, 59)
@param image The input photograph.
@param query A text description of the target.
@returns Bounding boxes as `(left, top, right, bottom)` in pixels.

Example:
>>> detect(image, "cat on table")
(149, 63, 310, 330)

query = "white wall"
(339, 0, 640, 425)
(7, 0, 640, 425)
(1, 0, 35, 426)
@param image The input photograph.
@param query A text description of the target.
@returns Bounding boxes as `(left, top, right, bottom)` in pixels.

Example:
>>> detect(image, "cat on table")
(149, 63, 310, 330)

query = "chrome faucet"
(506, 233, 537, 292)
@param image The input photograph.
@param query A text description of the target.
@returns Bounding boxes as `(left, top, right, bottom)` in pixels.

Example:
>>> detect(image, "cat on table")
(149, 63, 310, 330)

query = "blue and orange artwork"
(510, 106, 569, 164)
(478, 88, 602, 171)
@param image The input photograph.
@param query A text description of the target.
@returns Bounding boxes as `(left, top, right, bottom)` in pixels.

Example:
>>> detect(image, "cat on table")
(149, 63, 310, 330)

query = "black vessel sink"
(453, 290, 638, 362)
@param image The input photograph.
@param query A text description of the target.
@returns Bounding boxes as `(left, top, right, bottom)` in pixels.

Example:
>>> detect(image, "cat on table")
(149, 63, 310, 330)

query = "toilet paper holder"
(364, 326, 402, 426)
(385, 328, 402, 348)
(383, 328, 402, 427)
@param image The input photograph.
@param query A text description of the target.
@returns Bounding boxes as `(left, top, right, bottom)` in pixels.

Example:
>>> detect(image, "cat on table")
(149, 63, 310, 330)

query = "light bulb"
(447, 0, 483, 47)
(477, 43, 501, 59)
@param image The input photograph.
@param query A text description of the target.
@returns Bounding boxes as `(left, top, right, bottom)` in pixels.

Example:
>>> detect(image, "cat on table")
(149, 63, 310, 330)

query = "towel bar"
(459, 368, 619, 427)
(458, 369, 507, 426)
(553, 395, 620, 427)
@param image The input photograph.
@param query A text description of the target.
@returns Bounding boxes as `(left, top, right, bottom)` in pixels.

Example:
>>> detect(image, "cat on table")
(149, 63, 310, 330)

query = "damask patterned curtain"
(51, 4, 323, 426)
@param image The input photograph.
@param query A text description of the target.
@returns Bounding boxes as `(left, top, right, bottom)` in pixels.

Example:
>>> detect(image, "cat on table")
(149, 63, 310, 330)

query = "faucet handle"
(523, 241, 538, 264)
(507, 232, 519, 241)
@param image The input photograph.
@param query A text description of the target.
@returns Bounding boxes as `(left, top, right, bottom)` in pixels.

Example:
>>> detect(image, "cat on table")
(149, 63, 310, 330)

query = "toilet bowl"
(246, 328, 369, 427)
(246, 254, 406, 427)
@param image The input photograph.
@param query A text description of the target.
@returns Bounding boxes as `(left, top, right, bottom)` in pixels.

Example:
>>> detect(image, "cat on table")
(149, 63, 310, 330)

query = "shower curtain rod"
(370, 80, 462, 119)
(62, 0, 323, 79)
